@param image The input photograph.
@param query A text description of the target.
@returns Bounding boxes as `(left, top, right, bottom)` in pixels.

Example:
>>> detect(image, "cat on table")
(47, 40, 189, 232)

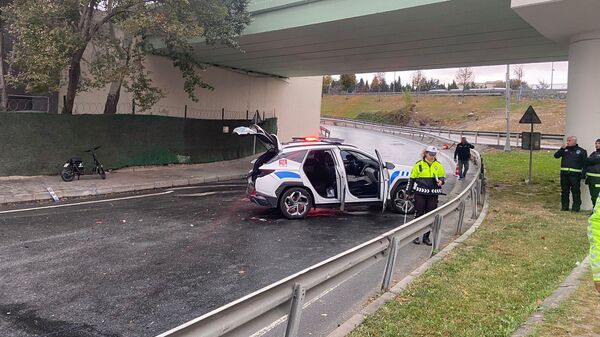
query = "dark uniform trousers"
(414, 194, 439, 239)
(561, 173, 582, 210)
(590, 179, 600, 207)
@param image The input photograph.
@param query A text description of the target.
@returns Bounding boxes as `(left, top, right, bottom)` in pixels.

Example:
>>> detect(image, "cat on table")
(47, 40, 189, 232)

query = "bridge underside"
(189, 0, 567, 77)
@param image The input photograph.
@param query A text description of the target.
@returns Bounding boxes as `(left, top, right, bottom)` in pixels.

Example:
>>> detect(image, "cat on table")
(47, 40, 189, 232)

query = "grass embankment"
(529, 271, 600, 337)
(321, 95, 566, 134)
(349, 150, 589, 337)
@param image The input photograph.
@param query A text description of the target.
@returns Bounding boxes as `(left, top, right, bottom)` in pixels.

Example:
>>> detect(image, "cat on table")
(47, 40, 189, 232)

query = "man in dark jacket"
(586, 139, 600, 208)
(554, 136, 587, 212)
(454, 137, 475, 180)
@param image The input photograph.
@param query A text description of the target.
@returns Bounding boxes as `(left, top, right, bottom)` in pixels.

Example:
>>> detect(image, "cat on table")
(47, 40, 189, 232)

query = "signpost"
(519, 105, 542, 184)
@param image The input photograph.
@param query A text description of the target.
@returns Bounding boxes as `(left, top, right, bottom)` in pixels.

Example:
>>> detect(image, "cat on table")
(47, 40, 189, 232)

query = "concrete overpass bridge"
(184, 0, 599, 150)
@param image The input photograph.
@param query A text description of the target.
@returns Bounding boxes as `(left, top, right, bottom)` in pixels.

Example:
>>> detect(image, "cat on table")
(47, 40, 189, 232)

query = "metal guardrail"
(321, 116, 564, 147)
(157, 120, 485, 337)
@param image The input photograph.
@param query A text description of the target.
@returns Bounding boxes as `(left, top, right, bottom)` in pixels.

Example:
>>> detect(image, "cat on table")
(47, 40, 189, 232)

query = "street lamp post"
(504, 64, 511, 151)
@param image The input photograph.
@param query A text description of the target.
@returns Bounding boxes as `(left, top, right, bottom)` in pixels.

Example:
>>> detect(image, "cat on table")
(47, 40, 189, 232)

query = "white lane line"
(176, 192, 217, 197)
(249, 267, 365, 337)
(171, 184, 246, 191)
(0, 190, 174, 215)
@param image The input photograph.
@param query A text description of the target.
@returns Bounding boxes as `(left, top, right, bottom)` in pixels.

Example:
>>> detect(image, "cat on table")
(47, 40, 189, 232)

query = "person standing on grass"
(588, 192, 600, 293)
(554, 136, 587, 212)
(454, 136, 475, 180)
(585, 139, 600, 208)
(407, 146, 446, 246)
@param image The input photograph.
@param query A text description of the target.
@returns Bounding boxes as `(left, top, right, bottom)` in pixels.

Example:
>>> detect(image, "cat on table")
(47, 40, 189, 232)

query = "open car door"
(375, 149, 389, 212)
(233, 124, 281, 152)
(333, 154, 348, 211)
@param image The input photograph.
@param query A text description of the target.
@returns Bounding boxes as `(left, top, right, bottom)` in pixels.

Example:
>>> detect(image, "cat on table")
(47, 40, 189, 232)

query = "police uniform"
(407, 155, 446, 245)
(588, 194, 600, 286)
(586, 148, 600, 207)
(554, 144, 587, 211)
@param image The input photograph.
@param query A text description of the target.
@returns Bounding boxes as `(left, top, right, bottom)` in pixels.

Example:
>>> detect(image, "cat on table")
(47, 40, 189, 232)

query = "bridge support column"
(566, 32, 600, 210)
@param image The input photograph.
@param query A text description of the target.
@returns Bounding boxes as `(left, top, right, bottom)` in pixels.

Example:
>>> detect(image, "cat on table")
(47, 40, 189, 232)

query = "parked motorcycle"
(61, 146, 106, 182)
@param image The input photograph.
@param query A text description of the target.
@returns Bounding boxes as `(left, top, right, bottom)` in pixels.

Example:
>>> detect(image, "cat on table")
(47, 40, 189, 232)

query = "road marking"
(175, 191, 242, 197)
(171, 184, 246, 191)
(0, 191, 174, 215)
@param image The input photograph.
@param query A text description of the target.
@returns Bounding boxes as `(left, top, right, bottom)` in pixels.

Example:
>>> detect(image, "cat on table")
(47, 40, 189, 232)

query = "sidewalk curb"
(326, 189, 490, 337)
(511, 256, 591, 337)
(1, 173, 247, 205)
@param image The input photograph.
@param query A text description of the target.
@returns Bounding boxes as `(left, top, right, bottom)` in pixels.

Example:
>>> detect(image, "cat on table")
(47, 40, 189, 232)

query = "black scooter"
(61, 146, 106, 182)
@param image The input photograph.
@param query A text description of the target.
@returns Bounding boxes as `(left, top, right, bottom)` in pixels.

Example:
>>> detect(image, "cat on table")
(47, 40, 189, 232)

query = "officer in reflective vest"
(554, 136, 587, 212)
(588, 192, 600, 293)
(407, 146, 446, 246)
(586, 139, 600, 208)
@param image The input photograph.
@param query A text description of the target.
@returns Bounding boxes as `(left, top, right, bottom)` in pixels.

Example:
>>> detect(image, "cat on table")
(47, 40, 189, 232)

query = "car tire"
(389, 182, 415, 214)
(279, 187, 313, 219)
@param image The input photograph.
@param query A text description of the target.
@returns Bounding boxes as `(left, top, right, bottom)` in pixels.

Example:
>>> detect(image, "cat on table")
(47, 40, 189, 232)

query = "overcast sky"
(351, 61, 568, 89)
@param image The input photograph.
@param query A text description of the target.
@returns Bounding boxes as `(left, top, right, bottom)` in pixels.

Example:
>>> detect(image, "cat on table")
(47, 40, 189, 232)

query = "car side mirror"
(385, 162, 395, 170)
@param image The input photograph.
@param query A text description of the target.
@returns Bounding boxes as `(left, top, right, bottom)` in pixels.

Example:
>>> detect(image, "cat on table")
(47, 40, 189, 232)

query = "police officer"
(554, 136, 587, 212)
(407, 146, 446, 246)
(588, 192, 600, 293)
(586, 139, 600, 208)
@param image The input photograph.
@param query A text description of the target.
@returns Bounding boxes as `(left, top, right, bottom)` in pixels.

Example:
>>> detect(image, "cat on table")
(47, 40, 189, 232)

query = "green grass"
(349, 150, 589, 337)
(528, 271, 600, 337)
(322, 95, 567, 133)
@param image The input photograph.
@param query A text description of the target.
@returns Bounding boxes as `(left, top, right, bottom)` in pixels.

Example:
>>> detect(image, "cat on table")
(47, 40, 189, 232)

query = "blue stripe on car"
(275, 171, 301, 179)
(390, 171, 400, 184)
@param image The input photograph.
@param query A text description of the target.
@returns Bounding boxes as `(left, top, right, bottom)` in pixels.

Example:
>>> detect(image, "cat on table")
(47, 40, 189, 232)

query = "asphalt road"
(0, 127, 456, 337)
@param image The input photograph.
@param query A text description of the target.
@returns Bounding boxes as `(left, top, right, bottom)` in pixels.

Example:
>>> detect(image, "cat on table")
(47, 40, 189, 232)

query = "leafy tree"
(322, 75, 333, 94)
(339, 73, 356, 92)
(370, 76, 380, 92)
(379, 78, 389, 92)
(448, 80, 458, 90)
(0, 1, 8, 111)
(356, 78, 365, 92)
(3, 0, 251, 114)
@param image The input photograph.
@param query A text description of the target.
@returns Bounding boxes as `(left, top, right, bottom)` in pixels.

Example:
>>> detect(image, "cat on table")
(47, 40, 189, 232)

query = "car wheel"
(389, 183, 415, 214)
(279, 187, 313, 219)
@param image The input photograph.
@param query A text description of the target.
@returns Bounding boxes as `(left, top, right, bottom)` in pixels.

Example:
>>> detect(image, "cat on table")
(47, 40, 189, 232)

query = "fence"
(157, 120, 485, 337)
(6, 94, 50, 112)
(321, 116, 564, 148)
(324, 87, 568, 99)
(67, 102, 277, 121)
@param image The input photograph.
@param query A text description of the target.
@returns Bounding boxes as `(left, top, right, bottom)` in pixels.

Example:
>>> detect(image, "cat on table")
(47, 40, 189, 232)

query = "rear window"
(268, 150, 308, 164)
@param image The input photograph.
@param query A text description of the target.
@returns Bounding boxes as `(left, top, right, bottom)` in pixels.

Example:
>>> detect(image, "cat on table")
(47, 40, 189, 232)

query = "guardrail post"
(381, 237, 398, 291)
(475, 131, 478, 144)
(471, 186, 478, 219)
(285, 283, 306, 337)
(448, 130, 451, 139)
(497, 133, 500, 146)
(456, 201, 466, 235)
(476, 179, 482, 205)
(431, 214, 444, 255)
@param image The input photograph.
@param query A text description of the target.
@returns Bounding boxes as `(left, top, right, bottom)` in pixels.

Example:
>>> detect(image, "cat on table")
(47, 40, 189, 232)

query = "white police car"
(234, 124, 415, 219)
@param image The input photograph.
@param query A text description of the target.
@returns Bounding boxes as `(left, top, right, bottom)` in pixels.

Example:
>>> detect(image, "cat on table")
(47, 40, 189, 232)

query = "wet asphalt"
(0, 127, 454, 337)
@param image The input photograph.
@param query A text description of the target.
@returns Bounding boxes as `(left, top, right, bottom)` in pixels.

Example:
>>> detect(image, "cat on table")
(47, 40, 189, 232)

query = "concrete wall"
(60, 55, 322, 142)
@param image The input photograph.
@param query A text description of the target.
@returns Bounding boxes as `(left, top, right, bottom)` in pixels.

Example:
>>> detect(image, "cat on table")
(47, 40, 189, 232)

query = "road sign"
(519, 105, 541, 124)
(519, 106, 542, 184)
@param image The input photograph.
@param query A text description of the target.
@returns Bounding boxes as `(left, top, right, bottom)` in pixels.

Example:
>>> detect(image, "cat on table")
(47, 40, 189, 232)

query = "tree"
(4, 0, 251, 114)
(322, 75, 333, 94)
(370, 76, 380, 92)
(356, 78, 365, 92)
(339, 74, 356, 92)
(411, 70, 426, 102)
(455, 67, 474, 103)
(0, 0, 10, 111)
(448, 80, 458, 90)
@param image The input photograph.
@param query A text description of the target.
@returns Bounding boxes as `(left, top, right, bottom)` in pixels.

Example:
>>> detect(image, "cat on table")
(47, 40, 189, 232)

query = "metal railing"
(157, 120, 485, 337)
(6, 94, 50, 113)
(321, 116, 564, 148)
(69, 102, 277, 121)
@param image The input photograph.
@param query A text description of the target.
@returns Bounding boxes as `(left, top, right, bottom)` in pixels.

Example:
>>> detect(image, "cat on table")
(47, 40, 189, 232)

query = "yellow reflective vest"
(407, 159, 446, 196)
(589, 193, 600, 281)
